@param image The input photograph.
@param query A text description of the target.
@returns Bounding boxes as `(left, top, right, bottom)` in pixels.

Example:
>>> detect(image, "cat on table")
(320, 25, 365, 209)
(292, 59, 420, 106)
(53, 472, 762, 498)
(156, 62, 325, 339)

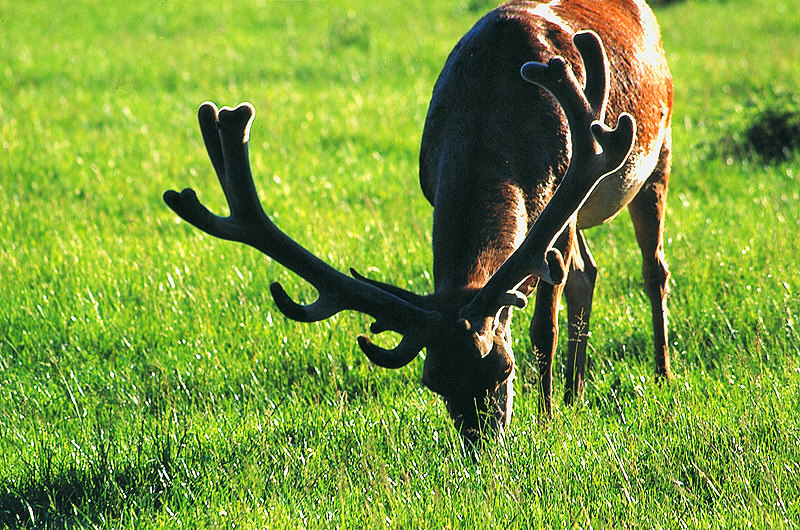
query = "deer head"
(165, 25, 640, 444)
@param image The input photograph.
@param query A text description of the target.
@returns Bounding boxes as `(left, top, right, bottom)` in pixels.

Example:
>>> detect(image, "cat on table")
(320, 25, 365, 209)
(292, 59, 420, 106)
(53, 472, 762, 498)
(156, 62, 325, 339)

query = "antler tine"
(572, 31, 609, 122)
(358, 334, 428, 369)
(197, 102, 227, 186)
(213, 104, 264, 220)
(164, 102, 441, 368)
(349, 268, 432, 309)
(458, 30, 636, 338)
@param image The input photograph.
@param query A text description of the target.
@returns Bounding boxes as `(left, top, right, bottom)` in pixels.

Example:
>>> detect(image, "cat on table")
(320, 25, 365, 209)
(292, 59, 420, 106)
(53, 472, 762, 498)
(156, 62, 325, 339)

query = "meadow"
(1, 0, 799, 527)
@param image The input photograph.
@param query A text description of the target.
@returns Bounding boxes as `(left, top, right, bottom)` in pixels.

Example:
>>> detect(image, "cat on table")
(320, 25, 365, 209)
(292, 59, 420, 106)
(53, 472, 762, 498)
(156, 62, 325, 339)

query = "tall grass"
(1, 0, 799, 527)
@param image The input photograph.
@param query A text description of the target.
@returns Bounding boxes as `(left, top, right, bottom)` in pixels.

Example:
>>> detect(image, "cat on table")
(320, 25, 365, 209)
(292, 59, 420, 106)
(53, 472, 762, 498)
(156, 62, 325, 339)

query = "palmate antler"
(164, 103, 441, 368)
(457, 31, 636, 344)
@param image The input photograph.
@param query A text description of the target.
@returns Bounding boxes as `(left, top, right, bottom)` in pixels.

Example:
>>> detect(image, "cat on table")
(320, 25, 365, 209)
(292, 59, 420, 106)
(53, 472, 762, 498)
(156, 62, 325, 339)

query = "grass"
(1, 0, 799, 527)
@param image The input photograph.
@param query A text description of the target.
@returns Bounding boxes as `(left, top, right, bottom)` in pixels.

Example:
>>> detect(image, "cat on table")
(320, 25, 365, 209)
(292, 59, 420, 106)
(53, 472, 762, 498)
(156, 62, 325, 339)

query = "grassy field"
(2, 0, 799, 527)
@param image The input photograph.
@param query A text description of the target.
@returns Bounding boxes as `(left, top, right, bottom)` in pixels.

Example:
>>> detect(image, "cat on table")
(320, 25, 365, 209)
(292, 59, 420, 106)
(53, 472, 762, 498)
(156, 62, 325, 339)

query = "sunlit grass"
(1, 0, 799, 527)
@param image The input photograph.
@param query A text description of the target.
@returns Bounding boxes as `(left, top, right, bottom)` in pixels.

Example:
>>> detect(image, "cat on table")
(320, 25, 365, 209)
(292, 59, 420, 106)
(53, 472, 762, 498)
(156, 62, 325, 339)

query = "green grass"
(1, 0, 799, 527)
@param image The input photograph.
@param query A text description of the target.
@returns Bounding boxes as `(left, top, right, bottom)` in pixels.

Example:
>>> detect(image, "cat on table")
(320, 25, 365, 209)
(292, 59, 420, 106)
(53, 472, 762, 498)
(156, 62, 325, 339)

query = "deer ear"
(492, 348, 514, 382)
(478, 346, 514, 394)
(546, 248, 567, 285)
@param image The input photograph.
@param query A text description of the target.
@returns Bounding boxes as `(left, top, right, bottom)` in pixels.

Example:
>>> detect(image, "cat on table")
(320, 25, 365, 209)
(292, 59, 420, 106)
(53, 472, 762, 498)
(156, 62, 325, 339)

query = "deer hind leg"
(563, 230, 597, 405)
(628, 139, 673, 380)
(530, 226, 572, 418)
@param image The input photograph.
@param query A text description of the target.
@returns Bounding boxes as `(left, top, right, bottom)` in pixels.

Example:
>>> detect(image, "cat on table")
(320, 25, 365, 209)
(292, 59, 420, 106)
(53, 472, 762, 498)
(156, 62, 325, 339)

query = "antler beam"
(164, 102, 441, 368)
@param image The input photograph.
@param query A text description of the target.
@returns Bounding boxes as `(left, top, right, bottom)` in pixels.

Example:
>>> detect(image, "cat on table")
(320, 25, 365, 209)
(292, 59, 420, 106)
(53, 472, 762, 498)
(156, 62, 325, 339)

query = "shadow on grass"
(714, 91, 800, 164)
(0, 463, 165, 528)
(0, 433, 180, 528)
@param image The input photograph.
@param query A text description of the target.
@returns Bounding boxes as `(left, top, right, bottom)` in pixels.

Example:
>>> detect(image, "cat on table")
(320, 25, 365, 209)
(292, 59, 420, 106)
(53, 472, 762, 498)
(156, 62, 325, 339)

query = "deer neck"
(431, 180, 529, 312)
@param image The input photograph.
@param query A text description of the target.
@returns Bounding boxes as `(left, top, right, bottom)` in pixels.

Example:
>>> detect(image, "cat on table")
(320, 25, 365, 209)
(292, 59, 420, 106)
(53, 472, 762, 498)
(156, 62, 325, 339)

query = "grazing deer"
(164, 0, 673, 444)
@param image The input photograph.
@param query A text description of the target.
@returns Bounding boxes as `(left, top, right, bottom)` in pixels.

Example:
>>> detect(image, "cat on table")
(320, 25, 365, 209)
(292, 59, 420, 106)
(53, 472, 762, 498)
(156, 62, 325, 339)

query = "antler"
(458, 30, 636, 345)
(164, 102, 441, 368)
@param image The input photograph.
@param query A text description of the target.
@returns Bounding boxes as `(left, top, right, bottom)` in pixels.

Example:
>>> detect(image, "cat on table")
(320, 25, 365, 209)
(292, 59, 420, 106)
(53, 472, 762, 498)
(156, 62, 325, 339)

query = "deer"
(164, 0, 673, 444)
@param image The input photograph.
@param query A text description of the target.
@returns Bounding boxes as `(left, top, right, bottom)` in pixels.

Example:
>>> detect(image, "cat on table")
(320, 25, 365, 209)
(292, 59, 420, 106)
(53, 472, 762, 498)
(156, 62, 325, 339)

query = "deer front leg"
(628, 142, 672, 380)
(563, 230, 597, 405)
(530, 228, 572, 418)
(531, 282, 562, 419)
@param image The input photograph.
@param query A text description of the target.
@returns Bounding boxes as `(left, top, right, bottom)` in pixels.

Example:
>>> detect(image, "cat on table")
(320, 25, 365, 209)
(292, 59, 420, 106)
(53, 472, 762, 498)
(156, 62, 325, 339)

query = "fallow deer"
(164, 0, 673, 444)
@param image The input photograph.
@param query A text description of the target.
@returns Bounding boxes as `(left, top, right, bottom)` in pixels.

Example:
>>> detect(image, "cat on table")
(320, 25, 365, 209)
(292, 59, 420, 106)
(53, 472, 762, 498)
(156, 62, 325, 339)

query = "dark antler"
(164, 102, 440, 368)
(458, 30, 636, 347)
